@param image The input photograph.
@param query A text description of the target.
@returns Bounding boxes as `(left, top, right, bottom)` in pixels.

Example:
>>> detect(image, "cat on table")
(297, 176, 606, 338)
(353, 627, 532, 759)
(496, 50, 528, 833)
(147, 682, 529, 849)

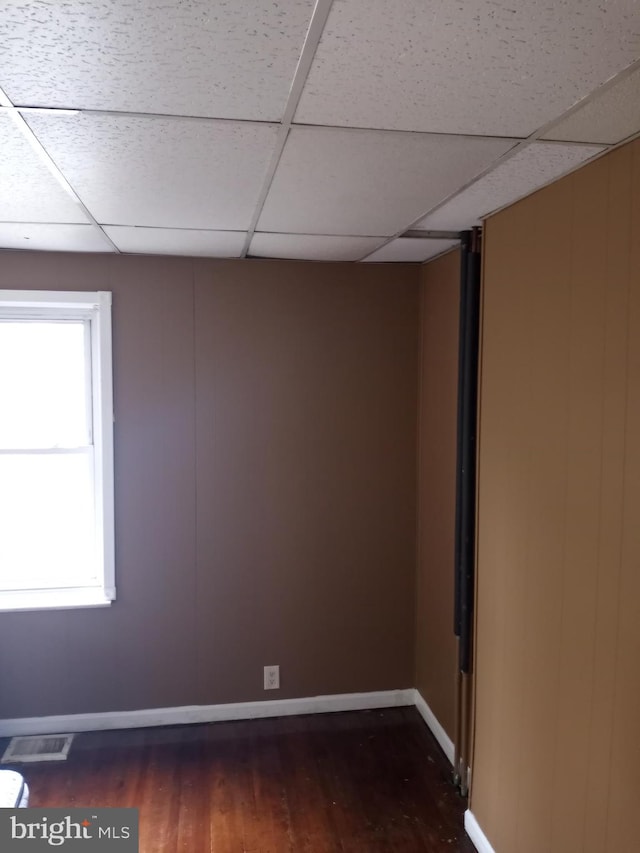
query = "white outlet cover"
(264, 665, 280, 690)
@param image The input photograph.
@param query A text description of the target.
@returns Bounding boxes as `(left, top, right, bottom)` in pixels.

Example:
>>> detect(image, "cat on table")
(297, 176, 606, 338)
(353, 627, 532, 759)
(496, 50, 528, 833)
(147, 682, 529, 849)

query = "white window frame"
(0, 290, 115, 612)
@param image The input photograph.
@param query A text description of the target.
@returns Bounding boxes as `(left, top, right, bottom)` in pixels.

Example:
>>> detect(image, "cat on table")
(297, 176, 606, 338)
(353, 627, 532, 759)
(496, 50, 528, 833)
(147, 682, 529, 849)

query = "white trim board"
(464, 811, 496, 853)
(0, 689, 414, 738)
(413, 689, 455, 765)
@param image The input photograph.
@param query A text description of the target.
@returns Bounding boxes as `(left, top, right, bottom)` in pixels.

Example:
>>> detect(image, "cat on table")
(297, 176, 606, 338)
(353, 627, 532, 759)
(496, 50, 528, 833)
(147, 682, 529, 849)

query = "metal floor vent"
(2, 734, 75, 764)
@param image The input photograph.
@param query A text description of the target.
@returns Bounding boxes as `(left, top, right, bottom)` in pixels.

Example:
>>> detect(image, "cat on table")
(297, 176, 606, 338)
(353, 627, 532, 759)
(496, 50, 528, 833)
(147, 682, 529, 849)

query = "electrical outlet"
(263, 665, 280, 690)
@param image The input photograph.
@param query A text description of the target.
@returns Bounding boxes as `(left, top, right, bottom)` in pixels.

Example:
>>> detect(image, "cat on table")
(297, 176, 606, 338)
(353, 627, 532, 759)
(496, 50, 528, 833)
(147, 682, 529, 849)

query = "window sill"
(0, 589, 114, 613)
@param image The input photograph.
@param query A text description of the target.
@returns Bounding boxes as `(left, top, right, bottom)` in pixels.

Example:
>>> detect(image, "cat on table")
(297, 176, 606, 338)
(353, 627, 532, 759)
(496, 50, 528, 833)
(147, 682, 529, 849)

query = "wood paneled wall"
(415, 250, 460, 738)
(472, 139, 640, 852)
(0, 254, 419, 719)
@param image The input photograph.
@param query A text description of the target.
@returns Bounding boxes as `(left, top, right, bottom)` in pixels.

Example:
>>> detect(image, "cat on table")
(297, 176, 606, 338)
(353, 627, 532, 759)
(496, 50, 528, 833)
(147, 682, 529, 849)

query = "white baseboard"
(413, 689, 455, 765)
(0, 689, 414, 738)
(464, 810, 495, 853)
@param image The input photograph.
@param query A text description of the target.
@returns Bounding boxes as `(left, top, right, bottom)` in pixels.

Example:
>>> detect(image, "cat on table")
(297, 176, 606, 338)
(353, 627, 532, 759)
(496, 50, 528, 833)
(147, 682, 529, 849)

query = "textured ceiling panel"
(0, 115, 89, 224)
(543, 67, 640, 144)
(361, 238, 458, 263)
(414, 142, 604, 231)
(0, 0, 315, 121)
(258, 127, 514, 237)
(295, 0, 640, 136)
(249, 232, 384, 261)
(104, 226, 246, 257)
(0, 223, 114, 252)
(26, 114, 280, 230)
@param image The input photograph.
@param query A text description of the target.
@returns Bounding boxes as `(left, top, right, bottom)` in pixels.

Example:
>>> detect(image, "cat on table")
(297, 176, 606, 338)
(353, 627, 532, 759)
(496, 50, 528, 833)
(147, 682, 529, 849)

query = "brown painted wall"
(472, 138, 640, 852)
(415, 251, 460, 739)
(0, 253, 419, 718)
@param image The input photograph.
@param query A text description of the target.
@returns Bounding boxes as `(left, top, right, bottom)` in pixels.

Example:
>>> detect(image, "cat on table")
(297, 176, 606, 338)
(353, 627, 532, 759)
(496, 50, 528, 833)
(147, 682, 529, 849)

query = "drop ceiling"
(1, 0, 638, 264)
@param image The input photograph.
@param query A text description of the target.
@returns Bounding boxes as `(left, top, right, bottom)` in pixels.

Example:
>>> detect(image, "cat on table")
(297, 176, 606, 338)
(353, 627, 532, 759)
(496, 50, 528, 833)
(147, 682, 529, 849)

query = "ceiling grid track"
(240, 0, 336, 258)
(0, 86, 120, 253)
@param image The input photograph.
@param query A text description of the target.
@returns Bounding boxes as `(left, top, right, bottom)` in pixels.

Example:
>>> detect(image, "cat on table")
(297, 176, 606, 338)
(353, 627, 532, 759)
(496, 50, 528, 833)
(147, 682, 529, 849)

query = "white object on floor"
(0, 770, 29, 807)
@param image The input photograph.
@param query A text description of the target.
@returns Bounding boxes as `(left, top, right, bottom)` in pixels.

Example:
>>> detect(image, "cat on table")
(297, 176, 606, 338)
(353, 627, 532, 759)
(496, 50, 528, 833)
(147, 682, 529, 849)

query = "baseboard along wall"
(0, 689, 414, 738)
(413, 689, 455, 765)
(464, 811, 496, 853)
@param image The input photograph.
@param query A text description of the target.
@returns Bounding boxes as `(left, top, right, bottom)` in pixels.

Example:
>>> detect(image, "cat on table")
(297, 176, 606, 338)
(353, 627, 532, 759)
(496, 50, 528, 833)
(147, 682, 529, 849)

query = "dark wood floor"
(2, 707, 475, 852)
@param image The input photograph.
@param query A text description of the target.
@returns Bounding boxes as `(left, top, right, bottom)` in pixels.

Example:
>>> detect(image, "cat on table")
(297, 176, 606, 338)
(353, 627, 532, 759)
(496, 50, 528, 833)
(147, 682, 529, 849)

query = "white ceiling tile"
(249, 233, 384, 262)
(295, 0, 640, 136)
(25, 114, 280, 230)
(0, 223, 114, 252)
(0, 115, 89, 224)
(415, 142, 605, 231)
(543, 67, 640, 144)
(104, 226, 246, 257)
(258, 126, 513, 237)
(1, 0, 315, 121)
(361, 238, 458, 264)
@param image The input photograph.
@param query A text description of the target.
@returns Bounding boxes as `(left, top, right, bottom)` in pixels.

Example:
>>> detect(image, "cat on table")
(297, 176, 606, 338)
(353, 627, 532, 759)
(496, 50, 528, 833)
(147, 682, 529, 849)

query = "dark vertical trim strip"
(453, 233, 470, 637)
(459, 237, 481, 674)
(455, 230, 481, 675)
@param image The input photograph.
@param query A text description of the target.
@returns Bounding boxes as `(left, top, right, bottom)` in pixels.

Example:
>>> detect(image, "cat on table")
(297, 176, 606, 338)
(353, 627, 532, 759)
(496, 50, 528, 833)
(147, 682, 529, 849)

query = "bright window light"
(0, 291, 114, 612)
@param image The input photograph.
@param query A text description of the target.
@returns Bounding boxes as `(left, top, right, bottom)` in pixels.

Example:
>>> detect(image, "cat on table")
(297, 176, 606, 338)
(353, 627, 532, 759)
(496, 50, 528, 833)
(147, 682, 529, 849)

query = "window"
(0, 291, 114, 611)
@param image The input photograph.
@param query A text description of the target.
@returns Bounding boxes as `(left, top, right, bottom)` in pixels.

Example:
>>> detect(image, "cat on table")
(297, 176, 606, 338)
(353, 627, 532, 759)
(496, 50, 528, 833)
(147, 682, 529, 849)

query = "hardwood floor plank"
(2, 708, 474, 852)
